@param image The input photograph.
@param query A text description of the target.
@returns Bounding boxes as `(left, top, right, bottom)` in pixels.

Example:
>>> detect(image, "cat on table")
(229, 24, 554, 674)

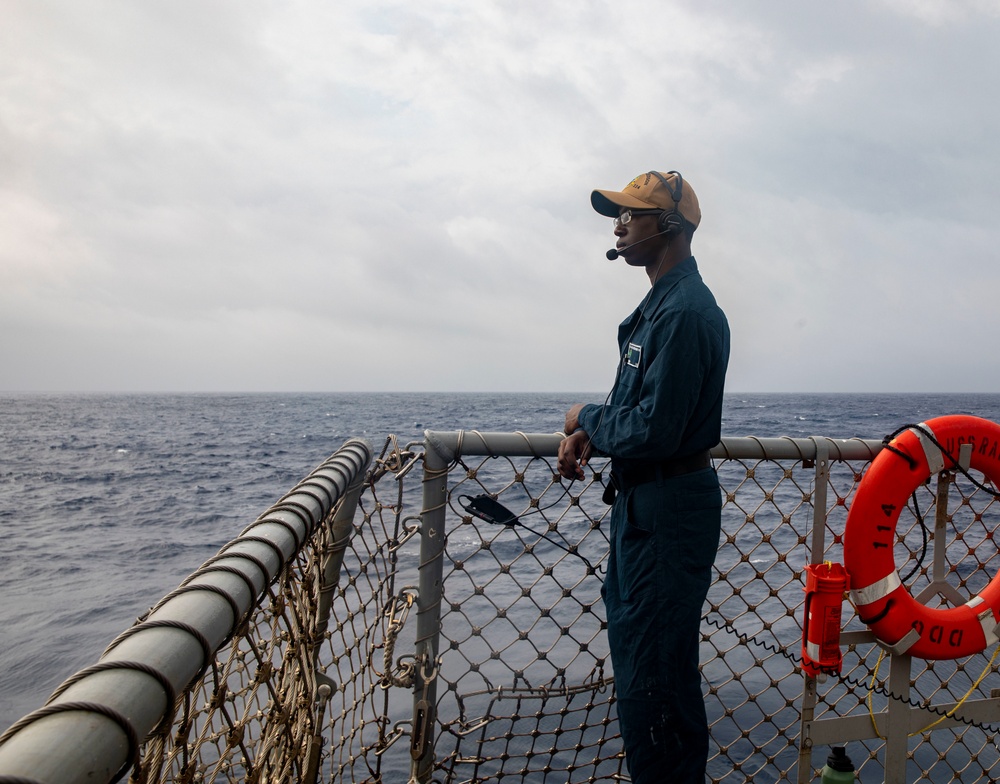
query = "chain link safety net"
(114, 432, 1000, 784)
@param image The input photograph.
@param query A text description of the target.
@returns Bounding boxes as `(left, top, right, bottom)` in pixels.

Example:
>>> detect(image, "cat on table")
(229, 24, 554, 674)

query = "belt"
(604, 450, 712, 503)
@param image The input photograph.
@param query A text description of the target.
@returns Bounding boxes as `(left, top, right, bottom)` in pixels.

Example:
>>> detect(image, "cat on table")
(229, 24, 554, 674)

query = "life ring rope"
(882, 421, 1000, 499)
(844, 415, 1000, 660)
(856, 598, 893, 626)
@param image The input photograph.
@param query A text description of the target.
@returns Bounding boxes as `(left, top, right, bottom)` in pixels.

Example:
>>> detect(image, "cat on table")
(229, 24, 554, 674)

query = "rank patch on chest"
(625, 342, 642, 368)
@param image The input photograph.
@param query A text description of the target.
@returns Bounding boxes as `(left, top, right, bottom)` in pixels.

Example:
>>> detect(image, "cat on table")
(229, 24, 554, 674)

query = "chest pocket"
(624, 341, 642, 368)
(617, 342, 644, 391)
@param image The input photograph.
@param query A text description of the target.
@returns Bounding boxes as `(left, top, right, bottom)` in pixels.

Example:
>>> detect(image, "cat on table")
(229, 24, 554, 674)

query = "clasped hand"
(557, 404, 592, 481)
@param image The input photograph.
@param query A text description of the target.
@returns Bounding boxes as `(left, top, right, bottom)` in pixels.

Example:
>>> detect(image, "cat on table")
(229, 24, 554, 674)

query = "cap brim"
(591, 189, 659, 217)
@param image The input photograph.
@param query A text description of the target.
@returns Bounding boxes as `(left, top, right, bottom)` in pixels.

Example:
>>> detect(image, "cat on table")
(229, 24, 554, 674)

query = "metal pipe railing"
(0, 438, 373, 784)
(422, 430, 884, 462)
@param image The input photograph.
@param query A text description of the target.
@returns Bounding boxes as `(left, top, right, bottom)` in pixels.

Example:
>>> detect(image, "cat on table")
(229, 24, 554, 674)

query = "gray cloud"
(3, 0, 1000, 392)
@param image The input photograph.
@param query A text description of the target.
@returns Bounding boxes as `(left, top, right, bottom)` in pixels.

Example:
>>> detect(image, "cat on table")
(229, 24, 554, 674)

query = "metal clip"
(410, 654, 440, 761)
(386, 589, 415, 630)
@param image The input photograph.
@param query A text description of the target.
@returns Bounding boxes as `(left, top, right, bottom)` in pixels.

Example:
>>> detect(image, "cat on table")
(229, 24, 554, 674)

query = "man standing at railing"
(557, 170, 730, 784)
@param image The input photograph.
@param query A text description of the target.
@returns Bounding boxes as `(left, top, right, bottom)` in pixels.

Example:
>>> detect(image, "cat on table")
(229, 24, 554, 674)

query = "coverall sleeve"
(576, 308, 720, 460)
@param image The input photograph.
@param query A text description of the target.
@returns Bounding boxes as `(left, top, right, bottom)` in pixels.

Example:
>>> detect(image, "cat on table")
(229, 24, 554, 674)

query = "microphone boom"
(605, 229, 670, 261)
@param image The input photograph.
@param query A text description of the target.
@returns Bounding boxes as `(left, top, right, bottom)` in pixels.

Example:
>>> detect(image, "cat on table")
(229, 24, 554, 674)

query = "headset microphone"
(605, 229, 671, 260)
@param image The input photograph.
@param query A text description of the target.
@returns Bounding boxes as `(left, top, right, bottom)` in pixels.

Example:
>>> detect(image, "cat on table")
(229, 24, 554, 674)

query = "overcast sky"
(2, 0, 999, 394)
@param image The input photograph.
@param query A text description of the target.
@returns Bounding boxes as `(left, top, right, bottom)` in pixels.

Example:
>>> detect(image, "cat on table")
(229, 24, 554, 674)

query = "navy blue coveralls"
(576, 256, 730, 783)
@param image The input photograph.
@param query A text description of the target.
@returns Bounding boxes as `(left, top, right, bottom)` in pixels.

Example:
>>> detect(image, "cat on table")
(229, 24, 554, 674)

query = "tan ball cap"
(591, 170, 701, 229)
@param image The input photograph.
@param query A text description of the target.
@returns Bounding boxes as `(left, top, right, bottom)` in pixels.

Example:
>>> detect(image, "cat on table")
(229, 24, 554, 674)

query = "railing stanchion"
(798, 438, 831, 783)
(409, 432, 451, 783)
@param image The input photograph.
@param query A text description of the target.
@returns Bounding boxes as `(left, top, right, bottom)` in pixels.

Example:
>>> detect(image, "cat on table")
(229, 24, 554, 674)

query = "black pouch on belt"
(602, 472, 619, 505)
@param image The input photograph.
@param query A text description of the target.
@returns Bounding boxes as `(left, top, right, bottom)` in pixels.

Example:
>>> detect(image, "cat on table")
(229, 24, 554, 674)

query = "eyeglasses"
(613, 209, 660, 229)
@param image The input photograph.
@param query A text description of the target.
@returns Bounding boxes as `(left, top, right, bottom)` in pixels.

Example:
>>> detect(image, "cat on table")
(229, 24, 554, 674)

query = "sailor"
(557, 170, 730, 783)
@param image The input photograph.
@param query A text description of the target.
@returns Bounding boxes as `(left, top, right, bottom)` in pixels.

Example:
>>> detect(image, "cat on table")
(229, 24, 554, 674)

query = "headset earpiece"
(651, 170, 686, 237)
(658, 210, 684, 237)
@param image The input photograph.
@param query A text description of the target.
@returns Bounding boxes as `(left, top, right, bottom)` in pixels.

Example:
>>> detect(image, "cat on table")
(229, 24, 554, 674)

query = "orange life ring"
(844, 414, 1000, 660)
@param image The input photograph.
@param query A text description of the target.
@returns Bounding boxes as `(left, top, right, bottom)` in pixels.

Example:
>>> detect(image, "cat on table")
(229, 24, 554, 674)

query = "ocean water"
(3, 390, 1000, 736)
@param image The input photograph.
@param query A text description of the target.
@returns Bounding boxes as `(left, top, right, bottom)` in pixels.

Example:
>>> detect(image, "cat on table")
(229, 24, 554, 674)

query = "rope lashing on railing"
(370, 434, 422, 482)
(0, 701, 140, 784)
(45, 661, 177, 734)
(0, 438, 373, 784)
(379, 589, 419, 689)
